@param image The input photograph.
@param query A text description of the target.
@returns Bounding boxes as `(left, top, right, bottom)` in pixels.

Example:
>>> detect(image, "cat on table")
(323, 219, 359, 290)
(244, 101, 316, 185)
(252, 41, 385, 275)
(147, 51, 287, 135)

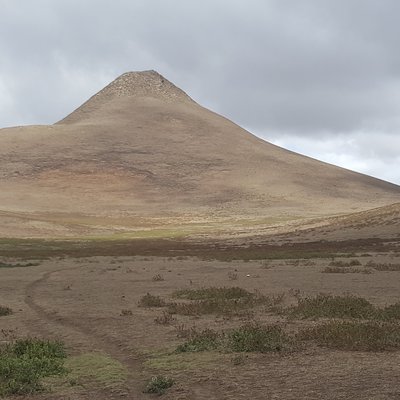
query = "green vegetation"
(329, 259, 362, 267)
(168, 287, 283, 316)
(177, 324, 293, 354)
(138, 293, 166, 307)
(322, 266, 371, 274)
(366, 261, 400, 271)
(0, 338, 66, 396)
(0, 306, 12, 317)
(227, 323, 293, 353)
(286, 294, 377, 319)
(173, 287, 252, 301)
(177, 329, 221, 353)
(284, 293, 400, 321)
(299, 321, 400, 351)
(0, 261, 39, 268)
(144, 375, 174, 395)
(65, 352, 127, 389)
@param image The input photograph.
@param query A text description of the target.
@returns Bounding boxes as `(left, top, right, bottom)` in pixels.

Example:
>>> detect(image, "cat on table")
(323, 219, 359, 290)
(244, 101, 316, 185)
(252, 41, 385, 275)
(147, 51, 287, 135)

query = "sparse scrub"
(0, 261, 39, 268)
(322, 266, 372, 274)
(286, 293, 377, 319)
(328, 259, 362, 268)
(228, 271, 238, 280)
(366, 261, 400, 271)
(0, 338, 66, 396)
(299, 321, 400, 351)
(172, 287, 252, 301)
(168, 288, 284, 316)
(152, 274, 165, 282)
(138, 293, 166, 308)
(380, 303, 400, 320)
(227, 323, 293, 353)
(177, 323, 294, 353)
(144, 375, 174, 395)
(177, 329, 221, 352)
(154, 311, 176, 325)
(0, 306, 12, 317)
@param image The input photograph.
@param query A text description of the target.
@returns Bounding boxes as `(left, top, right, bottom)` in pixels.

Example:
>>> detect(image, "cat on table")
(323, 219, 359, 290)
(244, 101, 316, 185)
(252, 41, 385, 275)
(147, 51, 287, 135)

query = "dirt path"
(23, 266, 148, 399)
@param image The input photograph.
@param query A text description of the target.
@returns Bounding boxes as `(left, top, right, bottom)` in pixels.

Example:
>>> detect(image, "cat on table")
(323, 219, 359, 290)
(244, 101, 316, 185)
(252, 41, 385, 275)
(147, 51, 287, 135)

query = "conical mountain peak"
(95, 70, 193, 102)
(57, 70, 194, 124)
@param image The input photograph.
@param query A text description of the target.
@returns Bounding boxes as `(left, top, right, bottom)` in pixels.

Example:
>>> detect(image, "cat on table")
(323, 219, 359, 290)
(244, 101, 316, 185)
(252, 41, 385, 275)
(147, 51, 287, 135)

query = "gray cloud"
(1, 0, 399, 183)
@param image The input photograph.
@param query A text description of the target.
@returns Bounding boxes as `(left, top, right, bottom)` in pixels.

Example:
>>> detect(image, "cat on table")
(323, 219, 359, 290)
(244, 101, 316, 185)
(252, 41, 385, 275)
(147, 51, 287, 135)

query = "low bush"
(286, 293, 377, 319)
(177, 323, 294, 354)
(299, 321, 400, 351)
(0, 306, 12, 317)
(0, 338, 66, 396)
(366, 262, 400, 271)
(227, 323, 293, 353)
(138, 293, 166, 308)
(144, 375, 174, 395)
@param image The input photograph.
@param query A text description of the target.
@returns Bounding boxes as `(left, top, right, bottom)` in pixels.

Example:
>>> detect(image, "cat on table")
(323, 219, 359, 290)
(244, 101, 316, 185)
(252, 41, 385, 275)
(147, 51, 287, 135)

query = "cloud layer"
(1, 0, 399, 183)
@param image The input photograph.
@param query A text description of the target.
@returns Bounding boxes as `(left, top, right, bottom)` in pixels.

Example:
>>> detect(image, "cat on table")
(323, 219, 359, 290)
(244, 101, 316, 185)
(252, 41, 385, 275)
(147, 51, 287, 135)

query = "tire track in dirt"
(24, 267, 148, 399)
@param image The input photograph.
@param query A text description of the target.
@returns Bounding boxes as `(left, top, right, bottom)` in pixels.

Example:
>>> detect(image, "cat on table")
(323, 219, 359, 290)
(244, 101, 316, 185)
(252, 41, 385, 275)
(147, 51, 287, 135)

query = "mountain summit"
(58, 70, 194, 124)
(0, 71, 399, 237)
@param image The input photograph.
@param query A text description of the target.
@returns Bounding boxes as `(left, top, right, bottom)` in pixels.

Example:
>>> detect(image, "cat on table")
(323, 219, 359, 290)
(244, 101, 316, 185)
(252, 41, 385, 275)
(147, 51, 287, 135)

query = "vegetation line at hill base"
(0, 236, 397, 260)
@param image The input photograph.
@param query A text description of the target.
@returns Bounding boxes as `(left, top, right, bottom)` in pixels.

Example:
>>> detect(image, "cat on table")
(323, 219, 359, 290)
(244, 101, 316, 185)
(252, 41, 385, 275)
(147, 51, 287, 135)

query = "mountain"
(0, 70, 399, 237)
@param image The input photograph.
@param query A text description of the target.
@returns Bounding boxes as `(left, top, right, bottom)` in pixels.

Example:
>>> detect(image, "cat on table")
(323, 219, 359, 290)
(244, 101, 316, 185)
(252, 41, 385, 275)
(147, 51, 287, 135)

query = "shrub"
(176, 329, 220, 353)
(169, 287, 284, 316)
(138, 293, 166, 308)
(299, 321, 400, 351)
(227, 323, 293, 353)
(0, 306, 12, 317)
(0, 338, 66, 395)
(177, 324, 294, 354)
(172, 287, 253, 301)
(286, 293, 376, 319)
(144, 375, 174, 394)
(366, 262, 400, 271)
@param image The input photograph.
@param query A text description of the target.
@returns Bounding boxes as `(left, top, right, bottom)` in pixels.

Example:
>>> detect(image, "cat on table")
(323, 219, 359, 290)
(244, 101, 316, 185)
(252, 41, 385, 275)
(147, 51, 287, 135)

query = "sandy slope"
(0, 70, 399, 237)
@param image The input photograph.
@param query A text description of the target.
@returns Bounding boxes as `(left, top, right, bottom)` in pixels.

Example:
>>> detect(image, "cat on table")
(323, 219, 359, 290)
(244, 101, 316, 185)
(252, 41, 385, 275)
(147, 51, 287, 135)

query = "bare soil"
(1, 239, 400, 399)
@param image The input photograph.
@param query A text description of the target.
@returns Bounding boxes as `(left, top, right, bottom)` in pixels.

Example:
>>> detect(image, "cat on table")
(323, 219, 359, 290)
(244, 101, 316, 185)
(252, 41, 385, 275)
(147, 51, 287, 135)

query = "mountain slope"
(0, 70, 399, 237)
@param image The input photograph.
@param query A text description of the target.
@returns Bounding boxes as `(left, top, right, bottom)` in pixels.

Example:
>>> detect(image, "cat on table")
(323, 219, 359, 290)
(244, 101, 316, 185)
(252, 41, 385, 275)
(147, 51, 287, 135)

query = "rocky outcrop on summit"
(58, 71, 194, 125)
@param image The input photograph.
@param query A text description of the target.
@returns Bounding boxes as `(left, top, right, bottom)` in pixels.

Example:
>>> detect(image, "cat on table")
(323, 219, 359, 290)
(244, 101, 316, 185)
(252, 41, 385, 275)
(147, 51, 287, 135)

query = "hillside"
(0, 70, 399, 237)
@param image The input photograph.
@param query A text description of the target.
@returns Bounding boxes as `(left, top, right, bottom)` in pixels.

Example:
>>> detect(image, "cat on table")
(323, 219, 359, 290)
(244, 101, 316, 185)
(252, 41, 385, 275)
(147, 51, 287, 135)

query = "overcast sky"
(1, 0, 400, 184)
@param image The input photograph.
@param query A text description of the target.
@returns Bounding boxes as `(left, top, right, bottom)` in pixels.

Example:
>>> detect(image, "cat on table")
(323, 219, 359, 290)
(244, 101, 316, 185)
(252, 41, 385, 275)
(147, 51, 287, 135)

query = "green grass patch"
(65, 352, 127, 389)
(0, 338, 66, 396)
(299, 321, 400, 351)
